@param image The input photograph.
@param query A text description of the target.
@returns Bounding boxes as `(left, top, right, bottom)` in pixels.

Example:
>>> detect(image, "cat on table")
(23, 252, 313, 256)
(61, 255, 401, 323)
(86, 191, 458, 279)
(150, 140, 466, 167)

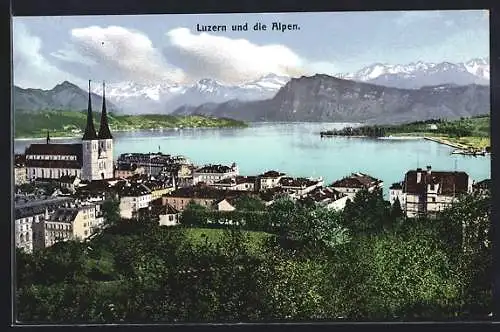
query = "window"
(169, 215, 174, 221)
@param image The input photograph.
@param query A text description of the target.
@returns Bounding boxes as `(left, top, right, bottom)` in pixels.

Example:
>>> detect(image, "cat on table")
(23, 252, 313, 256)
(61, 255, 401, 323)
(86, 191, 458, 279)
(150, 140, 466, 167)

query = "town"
(13, 81, 490, 254)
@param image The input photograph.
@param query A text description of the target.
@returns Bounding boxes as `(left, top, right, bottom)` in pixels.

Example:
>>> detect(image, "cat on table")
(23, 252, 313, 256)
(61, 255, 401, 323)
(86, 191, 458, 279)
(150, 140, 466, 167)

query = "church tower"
(81, 80, 100, 181)
(96, 81, 114, 180)
(81, 81, 115, 181)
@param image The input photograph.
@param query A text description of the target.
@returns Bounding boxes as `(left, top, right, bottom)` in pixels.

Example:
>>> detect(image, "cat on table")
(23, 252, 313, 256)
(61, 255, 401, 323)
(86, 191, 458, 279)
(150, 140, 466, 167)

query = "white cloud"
(56, 25, 186, 84)
(12, 22, 82, 89)
(165, 27, 314, 83)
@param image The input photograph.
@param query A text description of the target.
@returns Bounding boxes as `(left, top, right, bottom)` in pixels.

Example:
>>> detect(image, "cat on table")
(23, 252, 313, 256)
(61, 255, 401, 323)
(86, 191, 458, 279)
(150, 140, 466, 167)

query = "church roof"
(25, 143, 82, 156)
(83, 80, 98, 140)
(97, 81, 113, 139)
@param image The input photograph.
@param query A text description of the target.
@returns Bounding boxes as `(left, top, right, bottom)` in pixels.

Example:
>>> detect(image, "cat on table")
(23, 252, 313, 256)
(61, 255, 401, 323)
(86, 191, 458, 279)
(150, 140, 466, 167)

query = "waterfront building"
(258, 170, 286, 191)
(23, 81, 114, 182)
(402, 166, 472, 218)
(116, 152, 190, 176)
(210, 176, 258, 192)
(331, 172, 383, 198)
(192, 163, 239, 185)
(114, 164, 146, 178)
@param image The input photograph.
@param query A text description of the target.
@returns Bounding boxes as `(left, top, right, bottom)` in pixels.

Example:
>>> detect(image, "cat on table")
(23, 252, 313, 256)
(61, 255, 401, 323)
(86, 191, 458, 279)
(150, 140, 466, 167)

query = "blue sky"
(12, 10, 489, 89)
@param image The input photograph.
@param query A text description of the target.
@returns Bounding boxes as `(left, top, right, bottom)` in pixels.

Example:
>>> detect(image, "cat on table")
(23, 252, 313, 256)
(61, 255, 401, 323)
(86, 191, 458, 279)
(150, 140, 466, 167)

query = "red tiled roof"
(307, 186, 345, 202)
(213, 176, 257, 185)
(259, 170, 286, 178)
(279, 177, 320, 188)
(404, 170, 469, 195)
(331, 173, 382, 189)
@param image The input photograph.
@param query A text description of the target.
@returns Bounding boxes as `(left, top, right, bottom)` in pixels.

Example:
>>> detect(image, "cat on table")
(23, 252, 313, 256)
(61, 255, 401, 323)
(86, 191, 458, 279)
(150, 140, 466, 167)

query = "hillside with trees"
(16, 189, 492, 322)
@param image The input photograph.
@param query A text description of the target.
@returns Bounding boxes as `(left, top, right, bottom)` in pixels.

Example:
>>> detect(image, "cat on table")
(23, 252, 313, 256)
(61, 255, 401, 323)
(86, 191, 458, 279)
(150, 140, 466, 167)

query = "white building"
(331, 172, 383, 199)
(192, 163, 239, 185)
(210, 176, 257, 192)
(39, 203, 105, 248)
(258, 170, 286, 191)
(14, 197, 75, 253)
(24, 80, 114, 183)
(118, 183, 153, 219)
(389, 182, 405, 206)
(158, 203, 181, 226)
(401, 166, 472, 218)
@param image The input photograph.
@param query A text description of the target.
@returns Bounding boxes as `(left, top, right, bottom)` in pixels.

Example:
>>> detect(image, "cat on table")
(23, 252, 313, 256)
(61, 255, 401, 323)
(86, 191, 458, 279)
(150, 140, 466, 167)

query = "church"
(24, 80, 114, 182)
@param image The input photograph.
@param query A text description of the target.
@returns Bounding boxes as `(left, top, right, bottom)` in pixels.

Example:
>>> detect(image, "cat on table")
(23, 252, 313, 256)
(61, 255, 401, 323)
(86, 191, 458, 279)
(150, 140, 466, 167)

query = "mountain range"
(14, 81, 120, 113)
(339, 58, 489, 89)
(172, 75, 489, 124)
(12, 57, 489, 123)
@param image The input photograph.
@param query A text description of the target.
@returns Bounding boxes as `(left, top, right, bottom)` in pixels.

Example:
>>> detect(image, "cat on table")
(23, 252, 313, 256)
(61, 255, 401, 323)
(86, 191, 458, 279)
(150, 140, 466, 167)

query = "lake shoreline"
(14, 125, 248, 140)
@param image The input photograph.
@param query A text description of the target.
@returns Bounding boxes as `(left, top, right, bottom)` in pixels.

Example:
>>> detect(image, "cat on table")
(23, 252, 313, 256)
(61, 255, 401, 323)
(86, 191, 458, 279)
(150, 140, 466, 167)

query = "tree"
(180, 201, 208, 226)
(390, 197, 404, 221)
(342, 188, 393, 234)
(233, 195, 266, 212)
(102, 197, 120, 228)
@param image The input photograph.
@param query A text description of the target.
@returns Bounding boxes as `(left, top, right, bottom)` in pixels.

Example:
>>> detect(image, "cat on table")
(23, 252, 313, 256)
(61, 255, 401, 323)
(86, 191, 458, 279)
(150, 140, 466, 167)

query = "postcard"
(13, 10, 492, 323)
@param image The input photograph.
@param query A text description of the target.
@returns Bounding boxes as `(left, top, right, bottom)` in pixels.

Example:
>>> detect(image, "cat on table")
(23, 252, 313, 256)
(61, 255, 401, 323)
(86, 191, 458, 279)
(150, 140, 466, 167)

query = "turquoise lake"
(14, 122, 491, 197)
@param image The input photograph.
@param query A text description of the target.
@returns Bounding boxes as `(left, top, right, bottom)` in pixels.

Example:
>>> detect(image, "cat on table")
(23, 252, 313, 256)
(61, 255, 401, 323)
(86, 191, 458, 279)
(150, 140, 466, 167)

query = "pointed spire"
(46, 131, 50, 144)
(82, 80, 97, 140)
(97, 80, 113, 139)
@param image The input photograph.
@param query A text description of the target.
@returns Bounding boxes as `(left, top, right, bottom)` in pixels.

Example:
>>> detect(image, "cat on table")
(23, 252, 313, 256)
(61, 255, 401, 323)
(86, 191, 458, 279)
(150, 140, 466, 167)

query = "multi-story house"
(118, 183, 152, 219)
(258, 170, 286, 191)
(39, 203, 104, 248)
(14, 197, 75, 253)
(331, 172, 383, 199)
(210, 176, 258, 192)
(402, 166, 472, 218)
(162, 185, 226, 211)
(192, 163, 239, 185)
(114, 163, 146, 179)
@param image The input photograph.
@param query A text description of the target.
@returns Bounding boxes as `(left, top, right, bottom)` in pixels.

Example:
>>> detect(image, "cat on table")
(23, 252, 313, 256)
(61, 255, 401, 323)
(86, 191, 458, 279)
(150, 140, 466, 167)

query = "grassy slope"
(388, 115, 490, 149)
(14, 110, 247, 138)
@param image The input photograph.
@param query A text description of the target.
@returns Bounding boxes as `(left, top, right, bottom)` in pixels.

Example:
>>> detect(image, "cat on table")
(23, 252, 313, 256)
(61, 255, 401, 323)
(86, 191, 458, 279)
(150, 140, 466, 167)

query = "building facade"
(402, 166, 472, 218)
(118, 184, 153, 219)
(259, 171, 286, 191)
(331, 172, 383, 199)
(192, 163, 239, 185)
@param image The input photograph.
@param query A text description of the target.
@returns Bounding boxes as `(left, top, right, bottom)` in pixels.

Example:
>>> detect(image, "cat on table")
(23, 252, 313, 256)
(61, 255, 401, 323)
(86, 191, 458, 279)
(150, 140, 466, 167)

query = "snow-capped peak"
(336, 57, 489, 88)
